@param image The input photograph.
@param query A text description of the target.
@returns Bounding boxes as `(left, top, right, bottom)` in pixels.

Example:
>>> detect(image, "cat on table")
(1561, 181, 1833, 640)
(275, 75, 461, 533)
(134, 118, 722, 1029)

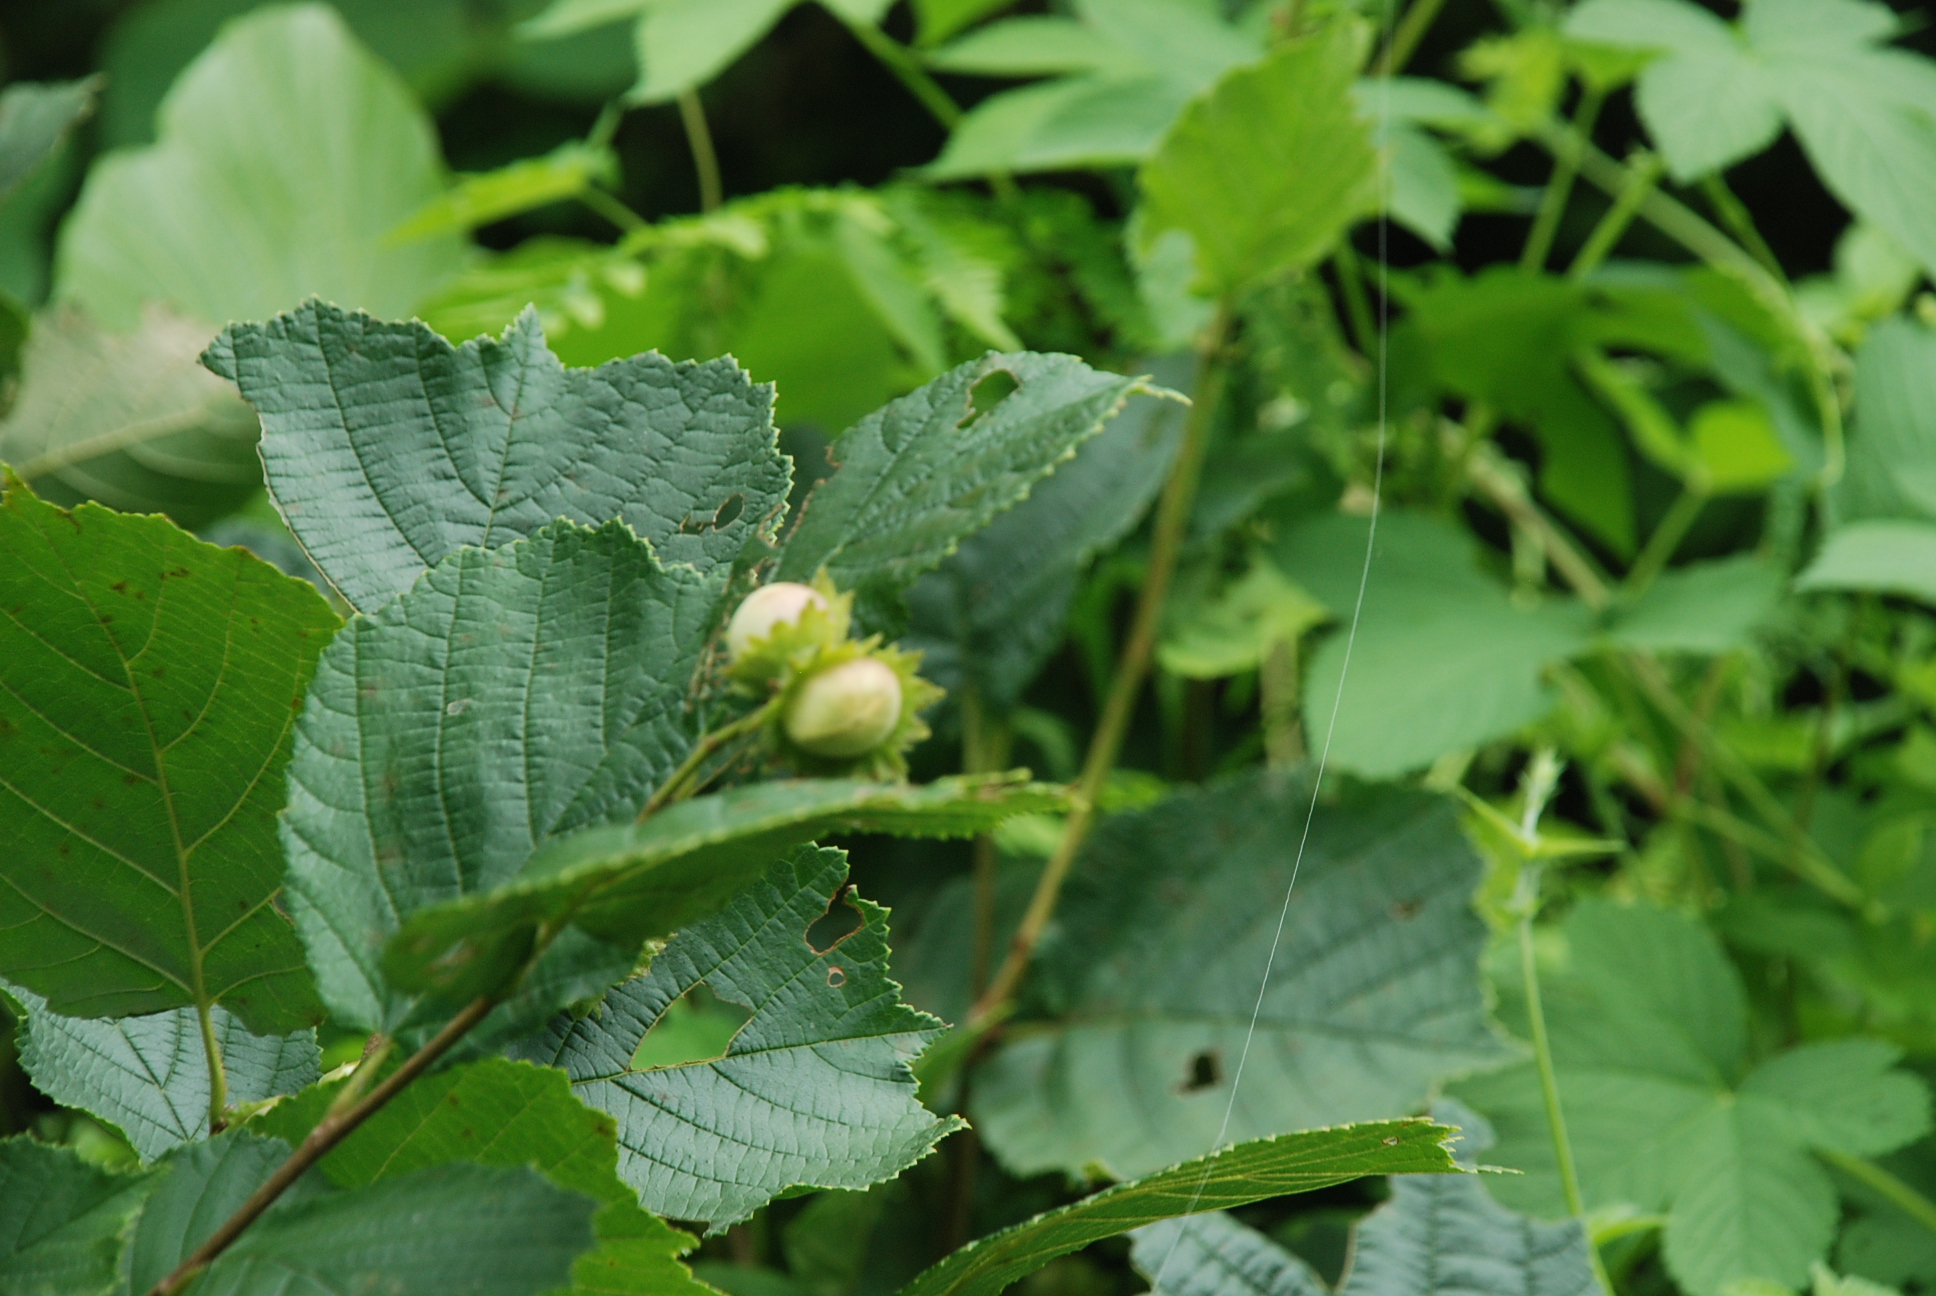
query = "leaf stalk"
(145, 993, 499, 1296)
(970, 305, 1233, 1025)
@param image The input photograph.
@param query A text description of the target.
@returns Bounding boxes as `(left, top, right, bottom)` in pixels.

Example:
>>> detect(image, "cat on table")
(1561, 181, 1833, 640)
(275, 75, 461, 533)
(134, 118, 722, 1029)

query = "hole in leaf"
(679, 492, 746, 534)
(1178, 1049, 1222, 1094)
(806, 885, 864, 954)
(630, 983, 754, 1071)
(964, 369, 1018, 422)
(826, 966, 846, 988)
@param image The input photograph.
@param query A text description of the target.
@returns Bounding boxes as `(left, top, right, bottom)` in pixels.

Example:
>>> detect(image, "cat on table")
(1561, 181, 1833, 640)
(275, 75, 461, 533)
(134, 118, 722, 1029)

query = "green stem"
(586, 100, 624, 152)
(578, 186, 647, 234)
(1333, 243, 1377, 357)
(676, 91, 723, 213)
(196, 1002, 227, 1135)
(1819, 1148, 1936, 1239)
(1519, 889, 1585, 1215)
(1261, 637, 1303, 769)
(1375, 0, 1449, 76)
(1568, 152, 1662, 280)
(843, 20, 963, 130)
(1622, 482, 1708, 600)
(1699, 174, 1786, 286)
(970, 305, 1234, 1025)
(1622, 652, 1866, 908)
(1466, 443, 1614, 610)
(961, 687, 1010, 999)
(639, 698, 781, 821)
(1522, 87, 1604, 272)
(1547, 125, 1849, 489)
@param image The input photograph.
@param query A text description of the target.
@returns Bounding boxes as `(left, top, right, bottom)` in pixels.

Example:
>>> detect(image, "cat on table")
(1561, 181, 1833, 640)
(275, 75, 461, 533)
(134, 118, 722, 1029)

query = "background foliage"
(1, 2, 1934, 1296)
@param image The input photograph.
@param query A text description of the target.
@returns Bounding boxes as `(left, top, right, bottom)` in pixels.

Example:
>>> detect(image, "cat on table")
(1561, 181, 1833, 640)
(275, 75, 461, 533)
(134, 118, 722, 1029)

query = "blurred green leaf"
(1405, 269, 1635, 553)
(515, 846, 962, 1229)
(0, 306, 259, 527)
(60, 4, 464, 330)
(897, 1120, 1460, 1296)
(925, 0, 1260, 180)
(912, 0, 1015, 46)
(1566, 0, 1936, 277)
(973, 768, 1506, 1179)
(1453, 900, 1931, 1296)
(390, 142, 619, 242)
(0, 479, 337, 1032)
(1138, 25, 1377, 297)
(1158, 556, 1327, 680)
(1798, 520, 1936, 606)
(1283, 511, 1591, 779)
(0, 79, 98, 205)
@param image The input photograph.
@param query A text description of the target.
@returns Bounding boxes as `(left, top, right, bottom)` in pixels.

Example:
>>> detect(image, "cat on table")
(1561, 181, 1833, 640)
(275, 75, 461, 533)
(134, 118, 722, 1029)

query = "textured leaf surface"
(896, 1121, 1460, 1296)
(0, 1136, 152, 1296)
(906, 353, 1188, 710)
(972, 768, 1506, 1179)
(129, 1129, 599, 1296)
(56, 4, 463, 330)
(776, 351, 1152, 624)
(282, 518, 718, 1030)
(0, 78, 96, 203)
(515, 846, 960, 1229)
(9, 983, 317, 1163)
(1452, 901, 1931, 1296)
(388, 773, 1067, 999)
(258, 1057, 712, 1296)
(1138, 26, 1378, 296)
(205, 301, 789, 612)
(0, 480, 337, 1031)
(0, 306, 258, 527)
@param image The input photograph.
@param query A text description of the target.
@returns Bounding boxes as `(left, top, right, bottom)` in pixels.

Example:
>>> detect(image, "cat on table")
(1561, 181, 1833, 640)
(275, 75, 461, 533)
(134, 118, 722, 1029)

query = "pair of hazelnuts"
(724, 581, 905, 760)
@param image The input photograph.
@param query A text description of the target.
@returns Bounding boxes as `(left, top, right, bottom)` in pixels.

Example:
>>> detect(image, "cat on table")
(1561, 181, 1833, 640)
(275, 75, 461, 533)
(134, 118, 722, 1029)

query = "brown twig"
(146, 995, 498, 1296)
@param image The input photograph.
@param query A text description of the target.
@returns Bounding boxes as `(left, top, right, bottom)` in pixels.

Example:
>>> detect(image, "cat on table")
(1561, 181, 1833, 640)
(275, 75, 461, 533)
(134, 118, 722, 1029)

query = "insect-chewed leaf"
(281, 518, 721, 1032)
(0, 1135, 155, 1296)
(895, 1120, 1460, 1296)
(256, 1056, 714, 1296)
(386, 773, 1067, 999)
(1136, 24, 1378, 297)
(513, 846, 962, 1230)
(203, 300, 790, 613)
(7, 982, 318, 1163)
(776, 350, 1157, 628)
(906, 353, 1188, 710)
(0, 477, 337, 1032)
(972, 767, 1508, 1179)
(1452, 900, 1932, 1296)
(126, 1128, 598, 1296)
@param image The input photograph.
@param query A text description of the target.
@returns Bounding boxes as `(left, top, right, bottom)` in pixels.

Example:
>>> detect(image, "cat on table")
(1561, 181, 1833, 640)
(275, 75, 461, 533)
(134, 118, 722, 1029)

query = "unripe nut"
(726, 582, 829, 660)
(785, 658, 903, 758)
